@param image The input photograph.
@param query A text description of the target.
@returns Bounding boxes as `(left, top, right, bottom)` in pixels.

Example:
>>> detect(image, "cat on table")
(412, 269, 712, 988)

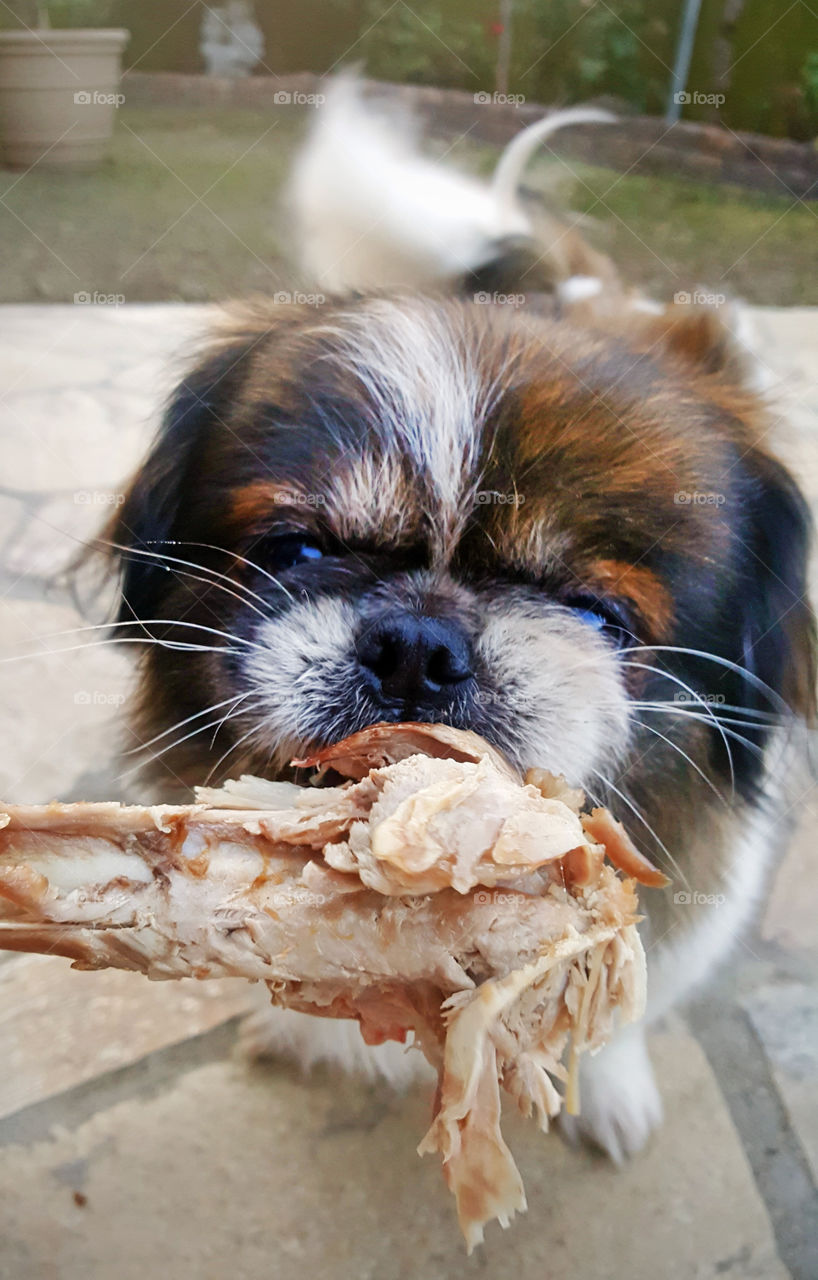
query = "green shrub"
(0, 1, 116, 28)
(802, 51, 818, 118)
(353, 0, 495, 90)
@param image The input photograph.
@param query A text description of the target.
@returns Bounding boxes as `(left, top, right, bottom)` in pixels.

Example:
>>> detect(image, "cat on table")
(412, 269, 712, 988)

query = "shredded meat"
(0, 722, 655, 1250)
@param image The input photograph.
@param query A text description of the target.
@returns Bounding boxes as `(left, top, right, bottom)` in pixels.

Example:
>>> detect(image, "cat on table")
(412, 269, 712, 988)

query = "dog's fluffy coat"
(107, 81, 815, 1161)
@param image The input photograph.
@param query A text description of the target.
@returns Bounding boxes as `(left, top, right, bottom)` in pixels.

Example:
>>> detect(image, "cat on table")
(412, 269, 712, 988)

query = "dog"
(104, 80, 815, 1163)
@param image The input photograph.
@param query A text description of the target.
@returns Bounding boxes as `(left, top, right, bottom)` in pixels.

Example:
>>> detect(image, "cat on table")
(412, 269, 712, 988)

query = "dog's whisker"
(630, 717, 727, 805)
(633, 706, 767, 760)
(117, 553, 273, 624)
(116, 697, 264, 783)
(588, 765, 691, 890)
(643, 699, 781, 721)
(153, 539, 297, 605)
(12, 617, 262, 653)
(0, 638, 245, 665)
(209, 690, 257, 749)
(120, 694, 251, 758)
(628, 699, 781, 725)
(629, 645, 792, 716)
(626, 684, 776, 748)
(202, 717, 267, 787)
(627, 701, 781, 731)
(620, 661, 737, 794)
(99, 539, 282, 616)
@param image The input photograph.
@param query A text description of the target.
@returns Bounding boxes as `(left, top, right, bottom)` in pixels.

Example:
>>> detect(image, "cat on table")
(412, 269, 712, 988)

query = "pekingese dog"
(104, 79, 815, 1162)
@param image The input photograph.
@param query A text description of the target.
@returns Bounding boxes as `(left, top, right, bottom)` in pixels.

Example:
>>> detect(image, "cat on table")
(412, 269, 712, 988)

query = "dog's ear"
(101, 302, 323, 625)
(642, 303, 815, 787)
(735, 448, 816, 726)
(634, 298, 773, 393)
(106, 338, 254, 625)
(677, 444, 815, 798)
(654, 304, 815, 721)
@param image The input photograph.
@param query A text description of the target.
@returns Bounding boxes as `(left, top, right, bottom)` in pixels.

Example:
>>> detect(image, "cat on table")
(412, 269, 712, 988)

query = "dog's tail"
(288, 75, 614, 294)
(490, 105, 614, 218)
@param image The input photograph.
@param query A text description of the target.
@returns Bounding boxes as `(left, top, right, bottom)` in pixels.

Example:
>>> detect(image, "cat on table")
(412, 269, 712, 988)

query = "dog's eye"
(567, 598, 635, 649)
(260, 533, 325, 572)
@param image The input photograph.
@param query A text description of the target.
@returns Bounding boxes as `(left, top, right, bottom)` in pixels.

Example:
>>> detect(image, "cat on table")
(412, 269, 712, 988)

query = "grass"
(0, 104, 815, 305)
(0, 108, 306, 304)
(549, 162, 818, 306)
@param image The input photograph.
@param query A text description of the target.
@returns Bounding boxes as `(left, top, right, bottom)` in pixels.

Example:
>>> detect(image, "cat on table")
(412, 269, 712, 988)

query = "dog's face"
(109, 295, 814, 867)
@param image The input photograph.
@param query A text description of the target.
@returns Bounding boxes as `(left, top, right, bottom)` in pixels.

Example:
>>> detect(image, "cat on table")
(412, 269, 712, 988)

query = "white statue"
(201, 1, 264, 78)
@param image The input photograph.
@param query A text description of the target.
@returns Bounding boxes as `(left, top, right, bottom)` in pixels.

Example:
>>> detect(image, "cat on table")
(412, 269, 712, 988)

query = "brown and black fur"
(94, 210, 817, 1159)
(91, 76, 818, 1155)
(107, 296, 813, 791)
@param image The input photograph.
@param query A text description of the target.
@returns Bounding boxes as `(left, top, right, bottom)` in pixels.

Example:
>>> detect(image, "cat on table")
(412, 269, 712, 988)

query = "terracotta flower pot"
(0, 28, 129, 171)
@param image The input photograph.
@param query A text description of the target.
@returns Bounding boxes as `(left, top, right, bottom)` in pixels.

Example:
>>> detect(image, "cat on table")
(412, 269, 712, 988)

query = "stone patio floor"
(0, 303, 816, 1280)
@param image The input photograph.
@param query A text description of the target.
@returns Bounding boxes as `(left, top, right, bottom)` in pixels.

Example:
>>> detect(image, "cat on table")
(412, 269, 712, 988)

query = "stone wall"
(121, 72, 818, 201)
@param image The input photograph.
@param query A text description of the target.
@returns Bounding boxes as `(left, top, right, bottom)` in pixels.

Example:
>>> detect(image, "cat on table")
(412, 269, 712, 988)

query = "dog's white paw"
(559, 1027, 663, 1164)
(239, 993, 434, 1092)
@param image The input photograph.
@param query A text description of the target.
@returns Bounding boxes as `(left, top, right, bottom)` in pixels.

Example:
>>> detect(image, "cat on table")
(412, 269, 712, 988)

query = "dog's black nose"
(356, 611, 474, 711)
